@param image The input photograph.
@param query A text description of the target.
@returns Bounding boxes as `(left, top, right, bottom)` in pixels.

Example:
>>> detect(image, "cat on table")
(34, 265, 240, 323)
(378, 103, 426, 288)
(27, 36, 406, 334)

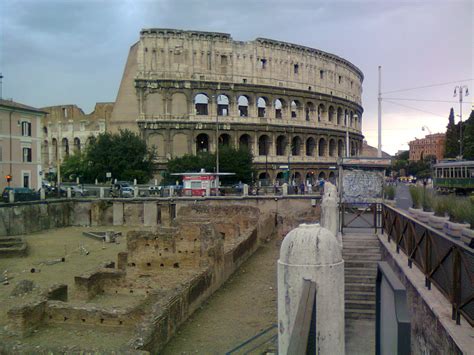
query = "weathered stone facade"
(110, 29, 364, 183)
(40, 102, 114, 171)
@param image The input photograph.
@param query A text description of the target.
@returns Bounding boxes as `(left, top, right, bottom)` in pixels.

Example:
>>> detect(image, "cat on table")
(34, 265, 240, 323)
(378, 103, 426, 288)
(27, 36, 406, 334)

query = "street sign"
(106, 172, 112, 178)
(279, 165, 289, 169)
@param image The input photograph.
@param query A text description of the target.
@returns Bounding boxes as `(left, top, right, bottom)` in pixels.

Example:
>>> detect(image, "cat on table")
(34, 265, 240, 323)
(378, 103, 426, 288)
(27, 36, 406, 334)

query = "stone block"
(144, 202, 158, 226)
(113, 202, 124, 226)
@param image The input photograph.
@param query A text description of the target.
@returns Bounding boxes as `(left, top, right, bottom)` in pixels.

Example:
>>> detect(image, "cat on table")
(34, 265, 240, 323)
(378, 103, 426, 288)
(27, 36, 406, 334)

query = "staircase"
(343, 233, 381, 320)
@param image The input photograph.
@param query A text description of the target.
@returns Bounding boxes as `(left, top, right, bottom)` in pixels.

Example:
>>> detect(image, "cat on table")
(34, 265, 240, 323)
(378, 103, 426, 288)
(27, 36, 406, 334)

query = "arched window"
(350, 111, 354, 127)
(52, 138, 58, 161)
(351, 141, 357, 156)
(318, 104, 325, 122)
(306, 102, 315, 121)
(62, 138, 69, 157)
(74, 137, 81, 153)
(337, 108, 343, 125)
(276, 135, 287, 156)
(318, 138, 327, 157)
(338, 140, 344, 157)
(276, 172, 285, 183)
(219, 133, 231, 146)
(258, 135, 270, 156)
(344, 109, 348, 126)
(258, 172, 270, 185)
(306, 172, 315, 184)
(328, 106, 335, 122)
(329, 139, 336, 157)
(318, 171, 326, 180)
(239, 134, 252, 151)
(196, 133, 209, 153)
(194, 94, 209, 115)
(257, 97, 267, 118)
(291, 100, 300, 119)
(238, 96, 249, 117)
(217, 94, 229, 116)
(43, 126, 48, 134)
(329, 172, 336, 184)
(292, 172, 302, 184)
(306, 137, 316, 156)
(292, 136, 301, 156)
(275, 99, 283, 119)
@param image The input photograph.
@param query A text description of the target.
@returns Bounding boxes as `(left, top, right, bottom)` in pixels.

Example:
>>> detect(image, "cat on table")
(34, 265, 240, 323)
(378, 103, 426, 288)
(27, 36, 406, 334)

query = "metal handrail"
(382, 203, 474, 326)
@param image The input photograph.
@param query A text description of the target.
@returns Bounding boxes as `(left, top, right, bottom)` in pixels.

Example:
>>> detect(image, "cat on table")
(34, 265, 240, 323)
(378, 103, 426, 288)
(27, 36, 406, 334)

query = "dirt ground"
(163, 236, 281, 354)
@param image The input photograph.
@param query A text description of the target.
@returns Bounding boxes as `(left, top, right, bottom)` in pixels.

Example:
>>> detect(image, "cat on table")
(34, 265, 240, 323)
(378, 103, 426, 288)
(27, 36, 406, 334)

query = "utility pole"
(0, 73, 3, 99)
(377, 65, 382, 158)
(345, 112, 350, 157)
(215, 94, 220, 193)
(453, 85, 469, 159)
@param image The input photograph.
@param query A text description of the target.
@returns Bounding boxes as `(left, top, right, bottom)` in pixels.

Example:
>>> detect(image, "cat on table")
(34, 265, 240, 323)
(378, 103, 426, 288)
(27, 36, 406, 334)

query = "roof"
(433, 160, 474, 168)
(0, 99, 48, 115)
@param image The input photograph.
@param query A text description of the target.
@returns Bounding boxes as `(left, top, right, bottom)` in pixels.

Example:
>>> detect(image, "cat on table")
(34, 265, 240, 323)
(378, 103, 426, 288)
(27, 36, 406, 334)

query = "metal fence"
(382, 203, 474, 326)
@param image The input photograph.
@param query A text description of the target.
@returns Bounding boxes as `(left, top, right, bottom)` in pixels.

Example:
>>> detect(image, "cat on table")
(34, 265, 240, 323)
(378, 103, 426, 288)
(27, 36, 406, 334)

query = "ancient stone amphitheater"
(110, 29, 364, 184)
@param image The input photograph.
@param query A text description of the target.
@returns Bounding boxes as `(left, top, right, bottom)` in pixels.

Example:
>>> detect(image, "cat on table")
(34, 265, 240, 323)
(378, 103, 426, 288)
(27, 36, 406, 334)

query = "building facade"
(408, 133, 445, 161)
(110, 29, 364, 183)
(0, 99, 47, 191)
(40, 103, 114, 175)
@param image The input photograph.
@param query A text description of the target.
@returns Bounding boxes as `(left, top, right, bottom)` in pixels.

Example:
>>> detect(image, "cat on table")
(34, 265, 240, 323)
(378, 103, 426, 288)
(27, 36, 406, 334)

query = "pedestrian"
(300, 182, 305, 194)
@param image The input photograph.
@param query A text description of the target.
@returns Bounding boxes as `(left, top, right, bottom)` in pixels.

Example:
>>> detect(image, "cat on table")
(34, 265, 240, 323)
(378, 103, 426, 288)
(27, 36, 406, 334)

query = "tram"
(432, 160, 474, 193)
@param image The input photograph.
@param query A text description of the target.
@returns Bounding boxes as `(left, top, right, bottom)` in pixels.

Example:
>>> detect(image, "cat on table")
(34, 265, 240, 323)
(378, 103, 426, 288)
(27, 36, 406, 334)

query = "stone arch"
(52, 138, 58, 162)
(351, 141, 357, 156)
(344, 109, 348, 126)
(194, 93, 209, 115)
(318, 171, 326, 179)
(338, 139, 344, 157)
(74, 137, 81, 153)
(274, 98, 285, 119)
(276, 171, 285, 183)
(337, 107, 343, 125)
(219, 133, 232, 147)
(328, 106, 335, 122)
(257, 97, 268, 118)
(196, 133, 209, 153)
(306, 171, 316, 185)
(291, 171, 302, 184)
(318, 104, 326, 122)
(171, 92, 188, 116)
(258, 135, 270, 156)
(306, 137, 316, 156)
(238, 95, 249, 117)
(173, 133, 188, 157)
(276, 135, 287, 156)
(291, 100, 301, 119)
(217, 94, 230, 116)
(145, 92, 164, 116)
(329, 138, 336, 157)
(258, 172, 270, 184)
(350, 111, 354, 127)
(318, 138, 327, 157)
(306, 102, 315, 121)
(62, 138, 69, 157)
(329, 171, 336, 183)
(292, 136, 302, 156)
(148, 133, 165, 157)
(239, 134, 252, 151)
(42, 140, 49, 164)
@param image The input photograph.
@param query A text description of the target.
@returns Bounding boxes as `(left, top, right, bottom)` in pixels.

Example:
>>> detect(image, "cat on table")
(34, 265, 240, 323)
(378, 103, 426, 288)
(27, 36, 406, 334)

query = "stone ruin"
(2, 204, 274, 353)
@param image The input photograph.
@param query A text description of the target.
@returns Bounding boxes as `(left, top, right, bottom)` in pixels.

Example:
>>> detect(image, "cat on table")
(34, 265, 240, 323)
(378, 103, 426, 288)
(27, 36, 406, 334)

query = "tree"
(445, 107, 459, 158)
(60, 130, 156, 183)
(462, 110, 474, 159)
(163, 146, 254, 185)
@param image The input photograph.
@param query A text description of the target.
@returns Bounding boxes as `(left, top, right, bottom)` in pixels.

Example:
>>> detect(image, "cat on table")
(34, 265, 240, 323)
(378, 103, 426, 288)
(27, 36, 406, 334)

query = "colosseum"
(110, 29, 364, 184)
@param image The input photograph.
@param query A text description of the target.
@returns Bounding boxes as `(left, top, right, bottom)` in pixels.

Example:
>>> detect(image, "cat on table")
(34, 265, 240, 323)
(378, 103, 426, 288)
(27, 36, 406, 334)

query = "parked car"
(120, 186, 134, 198)
(2, 187, 40, 203)
(148, 185, 162, 196)
(70, 185, 88, 196)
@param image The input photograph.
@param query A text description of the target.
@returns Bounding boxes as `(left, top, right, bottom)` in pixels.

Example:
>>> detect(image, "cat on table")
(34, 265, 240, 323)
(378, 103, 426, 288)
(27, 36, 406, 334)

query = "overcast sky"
(0, 0, 472, 154)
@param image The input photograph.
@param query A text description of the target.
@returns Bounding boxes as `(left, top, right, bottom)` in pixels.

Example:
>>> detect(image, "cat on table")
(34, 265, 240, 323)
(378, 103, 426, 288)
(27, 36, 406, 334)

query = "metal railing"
(382, 204, 474, 326)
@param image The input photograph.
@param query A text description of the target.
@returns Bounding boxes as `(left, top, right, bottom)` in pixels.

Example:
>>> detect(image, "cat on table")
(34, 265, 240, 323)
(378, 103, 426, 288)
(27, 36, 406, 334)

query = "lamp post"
(453, 85, 469, 158)
(214, 94, 220, 193)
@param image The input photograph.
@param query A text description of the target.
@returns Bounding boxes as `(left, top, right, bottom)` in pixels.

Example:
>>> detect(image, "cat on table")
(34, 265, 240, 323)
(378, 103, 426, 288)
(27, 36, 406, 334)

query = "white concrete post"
(95, 178, 98, 185)
(8, 190, 14, 203)
(243, 184, 249, 196)
(320, 182, 341, 245)
(169, 186, 174, 197)
(282, 183, 288, 196)
(134, 186, 139, 198)
(76, 177, 80, 184)
(99, 187, 104, 198)
(40, 188, 46, 200)
(205, 185, 210, 197)
(278, 223, 344, 354)
(67, 188, 72, 199)
(133, 178, 137, 186)
(154, 179, 158, 186)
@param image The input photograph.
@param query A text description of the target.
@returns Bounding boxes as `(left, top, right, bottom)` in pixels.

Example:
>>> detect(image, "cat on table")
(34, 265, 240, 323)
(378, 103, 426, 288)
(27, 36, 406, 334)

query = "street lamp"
(421, 126, 432, 135)
(213, 94, 220, 193)
(453, 85, 469, 158)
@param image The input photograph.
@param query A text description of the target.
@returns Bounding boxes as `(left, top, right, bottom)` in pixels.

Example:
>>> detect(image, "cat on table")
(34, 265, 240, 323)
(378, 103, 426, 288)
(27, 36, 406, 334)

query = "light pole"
(377, 65, 382, 158)
(214, 94, 220, 192)
(453, 85, 469, 158)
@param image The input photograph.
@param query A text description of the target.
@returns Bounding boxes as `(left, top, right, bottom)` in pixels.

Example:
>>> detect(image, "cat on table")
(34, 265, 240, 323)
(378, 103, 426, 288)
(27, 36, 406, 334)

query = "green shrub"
(409, 186, 421, 209)
(384, 185, 396, 200)
(446, 196, 472, 224)
(421, 189, 434, 212)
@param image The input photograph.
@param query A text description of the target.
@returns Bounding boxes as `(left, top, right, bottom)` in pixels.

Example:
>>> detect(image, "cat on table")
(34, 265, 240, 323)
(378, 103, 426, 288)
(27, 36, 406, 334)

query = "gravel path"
(163, 237, 281, 354)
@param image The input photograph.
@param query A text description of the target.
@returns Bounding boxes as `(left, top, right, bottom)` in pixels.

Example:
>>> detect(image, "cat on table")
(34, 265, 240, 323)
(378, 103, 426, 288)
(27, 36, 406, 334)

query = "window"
(22, 147, 32, 162)
(259, 58, 267, 69)
(62, 108, 68, 117)
(21, 121, 32, 137)
(320, 70, 324, 79)
(220, 55, 228, 65)
(294, 64, 299, 74)
(338, 76, 342, 84)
